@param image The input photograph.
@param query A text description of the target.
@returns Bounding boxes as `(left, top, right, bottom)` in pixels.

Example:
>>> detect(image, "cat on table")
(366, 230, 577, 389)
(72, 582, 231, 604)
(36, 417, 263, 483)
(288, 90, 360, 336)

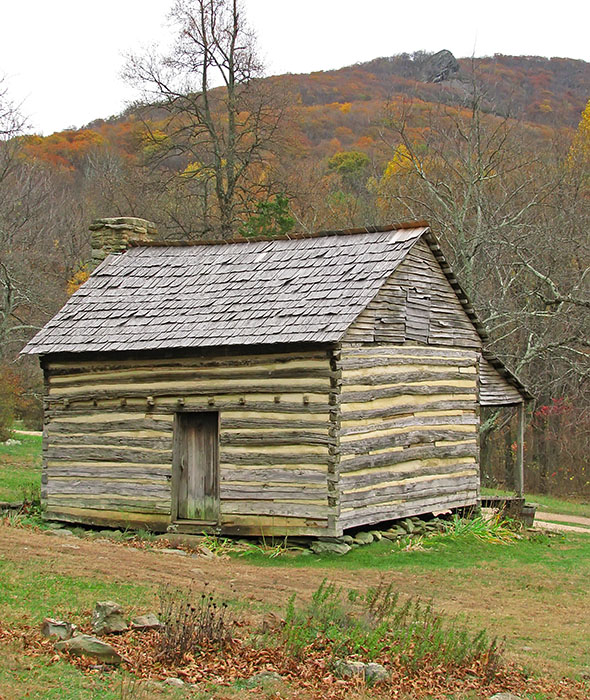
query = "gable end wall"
(344, 239, 482, 349)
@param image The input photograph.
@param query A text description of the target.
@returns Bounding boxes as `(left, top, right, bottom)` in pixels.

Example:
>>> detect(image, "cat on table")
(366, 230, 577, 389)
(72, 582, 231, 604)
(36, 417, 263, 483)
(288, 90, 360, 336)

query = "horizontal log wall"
(42, 348, 337, 536)
(337, 345, 480, 530)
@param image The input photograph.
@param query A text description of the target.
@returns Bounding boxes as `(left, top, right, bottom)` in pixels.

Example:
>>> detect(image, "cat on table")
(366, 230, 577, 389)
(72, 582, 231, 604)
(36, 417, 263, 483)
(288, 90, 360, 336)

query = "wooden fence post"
(515, 402, 525, 497)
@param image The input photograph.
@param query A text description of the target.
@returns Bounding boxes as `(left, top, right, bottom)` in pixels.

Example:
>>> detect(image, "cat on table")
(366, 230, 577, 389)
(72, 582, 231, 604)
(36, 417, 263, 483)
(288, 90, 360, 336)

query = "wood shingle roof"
(23, 225, 428, 355)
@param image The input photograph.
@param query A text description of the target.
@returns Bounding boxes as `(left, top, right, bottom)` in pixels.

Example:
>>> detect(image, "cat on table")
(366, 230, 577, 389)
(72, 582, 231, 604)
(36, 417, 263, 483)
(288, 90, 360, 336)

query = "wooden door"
(175, 412, 219, 522)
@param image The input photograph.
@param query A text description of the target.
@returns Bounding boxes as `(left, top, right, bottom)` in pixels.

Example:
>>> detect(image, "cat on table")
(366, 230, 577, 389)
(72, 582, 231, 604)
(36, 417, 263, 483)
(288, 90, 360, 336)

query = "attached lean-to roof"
(23, 225, 429, 355)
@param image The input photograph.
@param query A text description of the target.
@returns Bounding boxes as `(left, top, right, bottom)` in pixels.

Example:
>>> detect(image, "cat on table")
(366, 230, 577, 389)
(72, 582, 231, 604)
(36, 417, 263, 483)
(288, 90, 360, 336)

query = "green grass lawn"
(0, 433, 42, 502)
(0, 559, 153, 627)
(0, 651, 188, 700)
(2, 524, 589, 699)
(239, 528, 590, 573)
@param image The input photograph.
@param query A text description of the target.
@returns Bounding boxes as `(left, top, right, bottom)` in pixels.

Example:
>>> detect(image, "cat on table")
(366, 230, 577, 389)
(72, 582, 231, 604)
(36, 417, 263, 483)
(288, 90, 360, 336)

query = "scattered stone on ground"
(36, 514, 449, 560)
(245, 671, 283, 687)
(354, 531, 374, 545)
(489, 694, 523, 700)
(41, 618, 77, 641)
(382, 529, 404, 540)
(163, 678, 184, 687)
(43, 529, 73, 537)
(0, 501, 23, 510)
(334, 660, 389, 683)
(334, 660, 366, 678)
(401, 518, 416, 534)
(131, 613, 162, 631)
(54, 634, 122, 664)
(91, 601, 127, 634)
(308, 516, 448, 554)
(159, 547, 188, 556)
(310, 540, 351, 555)
(364, 662, 389, 683)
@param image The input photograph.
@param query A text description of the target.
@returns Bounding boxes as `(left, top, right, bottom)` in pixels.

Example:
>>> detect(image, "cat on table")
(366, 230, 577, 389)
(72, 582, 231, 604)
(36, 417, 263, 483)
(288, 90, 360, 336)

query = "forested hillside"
(1, 45, 589, 496)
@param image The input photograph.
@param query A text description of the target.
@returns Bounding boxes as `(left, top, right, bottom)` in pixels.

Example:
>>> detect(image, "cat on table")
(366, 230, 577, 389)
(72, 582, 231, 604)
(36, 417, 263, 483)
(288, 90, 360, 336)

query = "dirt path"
(535, 521, 590, 534)
(535, 510, 590, 533)
(536, 511, 590, 528)
(1, 525, 388, 609)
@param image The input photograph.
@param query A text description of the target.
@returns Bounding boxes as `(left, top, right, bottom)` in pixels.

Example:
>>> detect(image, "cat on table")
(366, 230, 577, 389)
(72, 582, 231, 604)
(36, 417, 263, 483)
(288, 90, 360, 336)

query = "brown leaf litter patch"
(1, 624, 588, 700)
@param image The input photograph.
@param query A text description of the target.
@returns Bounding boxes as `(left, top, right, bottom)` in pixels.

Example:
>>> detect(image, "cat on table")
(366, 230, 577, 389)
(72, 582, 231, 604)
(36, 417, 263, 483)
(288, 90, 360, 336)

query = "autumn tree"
(322, 150, 378, 227)
(567, 98, 590, 186)
(375, 93, 554, 294)
(124, 0, 287, 238)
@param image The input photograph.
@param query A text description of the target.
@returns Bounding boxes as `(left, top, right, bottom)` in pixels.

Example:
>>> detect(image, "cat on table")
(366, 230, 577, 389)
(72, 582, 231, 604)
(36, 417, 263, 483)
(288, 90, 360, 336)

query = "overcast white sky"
(1, 0, 589, 135)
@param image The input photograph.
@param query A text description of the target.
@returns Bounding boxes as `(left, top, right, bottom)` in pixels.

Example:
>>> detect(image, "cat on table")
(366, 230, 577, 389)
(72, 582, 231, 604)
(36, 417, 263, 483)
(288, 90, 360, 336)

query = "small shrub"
(132, 528, 158, 542)
(283, 579, 501, 672)
(200, 533, 235, 555)
(20, 482, 42, 510)
(243, 534, 291, 558)
(157, 585, 234, 664)
(437, 513, 519, 544)
(284, 580, 368, 656)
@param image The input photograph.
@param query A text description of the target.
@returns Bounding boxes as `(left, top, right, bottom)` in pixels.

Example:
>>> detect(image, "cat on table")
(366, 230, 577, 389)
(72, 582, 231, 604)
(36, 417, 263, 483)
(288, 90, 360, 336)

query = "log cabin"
(22, 217, 530, 537)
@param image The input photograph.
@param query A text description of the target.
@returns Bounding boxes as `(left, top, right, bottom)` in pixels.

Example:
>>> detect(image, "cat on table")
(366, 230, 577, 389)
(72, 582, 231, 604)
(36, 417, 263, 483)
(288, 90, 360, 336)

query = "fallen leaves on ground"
(1, 624, 588, 700)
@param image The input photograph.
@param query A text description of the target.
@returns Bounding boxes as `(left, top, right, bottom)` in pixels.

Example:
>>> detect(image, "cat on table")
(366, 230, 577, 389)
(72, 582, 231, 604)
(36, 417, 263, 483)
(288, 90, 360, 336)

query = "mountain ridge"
(22, 51, 590, 172)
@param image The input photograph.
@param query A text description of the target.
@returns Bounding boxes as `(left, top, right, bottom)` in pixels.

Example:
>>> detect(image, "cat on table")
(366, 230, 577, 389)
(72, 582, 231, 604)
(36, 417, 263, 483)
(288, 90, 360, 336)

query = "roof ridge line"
(127, 220, 431, 247)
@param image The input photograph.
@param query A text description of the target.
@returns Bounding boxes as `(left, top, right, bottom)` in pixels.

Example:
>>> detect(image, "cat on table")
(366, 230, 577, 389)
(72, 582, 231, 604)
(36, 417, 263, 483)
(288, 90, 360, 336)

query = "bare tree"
(0, 76, 27, 205)
(124, 0, 286, 238)
(375, 85, 590, 493)
(376, 91, 556, 293)
(0, 76, 26, 140)
(0, 78, 89, 358)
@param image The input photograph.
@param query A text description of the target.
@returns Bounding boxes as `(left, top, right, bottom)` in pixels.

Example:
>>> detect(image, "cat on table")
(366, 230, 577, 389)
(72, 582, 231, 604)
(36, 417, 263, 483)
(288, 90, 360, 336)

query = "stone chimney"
(89, 217, 158, 269)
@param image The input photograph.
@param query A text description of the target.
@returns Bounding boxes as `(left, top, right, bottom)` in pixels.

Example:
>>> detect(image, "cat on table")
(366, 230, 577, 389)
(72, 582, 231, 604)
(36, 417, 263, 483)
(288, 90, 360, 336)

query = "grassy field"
(0, 433, 42, 502)
(238, 524, 590, 573)
(0, 548, 186, 699)
(1, 522, 589, 699)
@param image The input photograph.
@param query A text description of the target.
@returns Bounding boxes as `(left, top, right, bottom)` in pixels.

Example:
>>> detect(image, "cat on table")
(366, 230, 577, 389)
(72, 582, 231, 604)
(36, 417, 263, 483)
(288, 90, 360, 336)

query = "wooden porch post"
(515, 402, 525, 497)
